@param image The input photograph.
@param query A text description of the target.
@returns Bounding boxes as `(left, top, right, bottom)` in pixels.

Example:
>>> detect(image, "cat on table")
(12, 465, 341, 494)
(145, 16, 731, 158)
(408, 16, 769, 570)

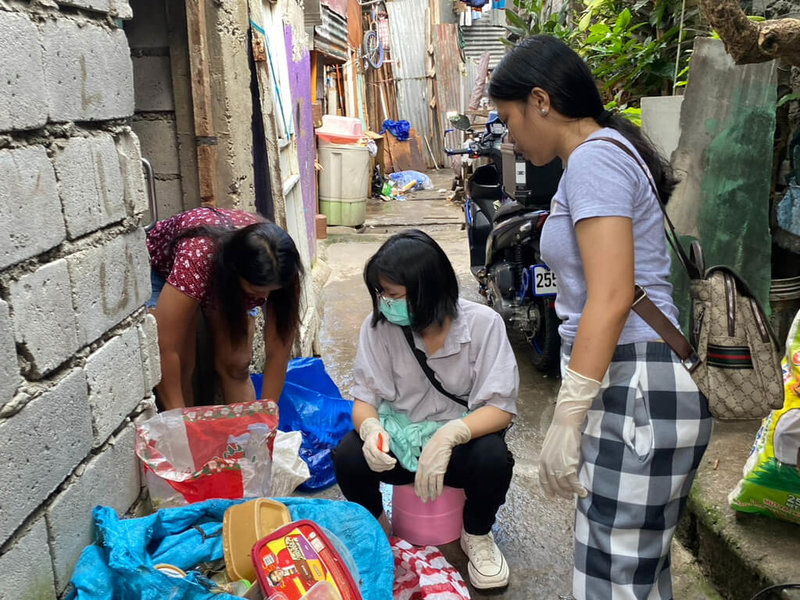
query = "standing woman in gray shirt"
(332, 229, 518, 590)
(489, 36, 712, 600)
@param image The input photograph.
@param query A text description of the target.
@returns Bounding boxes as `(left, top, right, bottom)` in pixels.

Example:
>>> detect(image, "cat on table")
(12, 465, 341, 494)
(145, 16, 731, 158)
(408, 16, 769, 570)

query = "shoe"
(459, 529, 509, 589)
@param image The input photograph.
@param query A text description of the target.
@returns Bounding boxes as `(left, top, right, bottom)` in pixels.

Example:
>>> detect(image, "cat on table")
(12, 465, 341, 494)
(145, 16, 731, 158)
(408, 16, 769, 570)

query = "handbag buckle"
(632, 284, 648, 307)
(681, 352, 701, 374)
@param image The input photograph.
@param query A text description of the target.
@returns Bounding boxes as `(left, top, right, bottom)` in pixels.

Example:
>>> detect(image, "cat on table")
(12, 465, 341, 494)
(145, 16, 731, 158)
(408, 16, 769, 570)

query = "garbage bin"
(318, 141, 369, 227)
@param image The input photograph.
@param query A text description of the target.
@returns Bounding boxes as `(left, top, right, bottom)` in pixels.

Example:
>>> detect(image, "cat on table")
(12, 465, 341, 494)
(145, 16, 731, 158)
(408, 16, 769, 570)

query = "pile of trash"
(66, 357, 471, 600)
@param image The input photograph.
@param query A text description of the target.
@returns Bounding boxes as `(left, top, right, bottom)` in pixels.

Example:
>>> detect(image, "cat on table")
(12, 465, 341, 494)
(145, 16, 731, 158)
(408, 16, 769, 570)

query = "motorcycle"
(444, 112, 563, 372)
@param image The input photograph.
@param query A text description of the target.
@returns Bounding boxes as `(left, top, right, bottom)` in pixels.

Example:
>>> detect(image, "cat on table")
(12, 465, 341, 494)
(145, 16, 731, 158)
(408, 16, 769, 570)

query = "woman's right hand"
(358, 417, 397, 472)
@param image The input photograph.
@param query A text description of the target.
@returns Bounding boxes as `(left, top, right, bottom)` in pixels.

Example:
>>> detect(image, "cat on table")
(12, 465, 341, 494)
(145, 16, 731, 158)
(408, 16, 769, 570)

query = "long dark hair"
(364, 229, 458, 332)
(176, 218, 303, 345)
(488, 35, 675, 202)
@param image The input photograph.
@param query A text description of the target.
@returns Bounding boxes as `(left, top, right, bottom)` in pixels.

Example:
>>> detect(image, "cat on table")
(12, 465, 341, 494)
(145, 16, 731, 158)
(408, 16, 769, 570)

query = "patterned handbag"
(593, 137, 784, 420)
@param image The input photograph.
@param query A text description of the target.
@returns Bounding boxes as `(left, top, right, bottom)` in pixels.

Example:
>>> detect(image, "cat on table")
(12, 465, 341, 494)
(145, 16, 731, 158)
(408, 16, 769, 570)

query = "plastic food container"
(315, 115, 364, 144)
(251, 520, 361, 600)
(223, 498, 292, 582)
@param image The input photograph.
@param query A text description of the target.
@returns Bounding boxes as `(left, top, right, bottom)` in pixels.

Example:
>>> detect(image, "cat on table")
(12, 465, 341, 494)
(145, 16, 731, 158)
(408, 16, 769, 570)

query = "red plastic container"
(251, 520, 362, 600)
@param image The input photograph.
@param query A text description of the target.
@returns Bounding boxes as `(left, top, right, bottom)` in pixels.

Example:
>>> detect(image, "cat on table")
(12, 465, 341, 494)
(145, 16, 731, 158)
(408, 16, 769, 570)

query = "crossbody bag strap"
(580, 136, 701, 280)
(401, 326, 470, 409)
(578, 137, 702, 372)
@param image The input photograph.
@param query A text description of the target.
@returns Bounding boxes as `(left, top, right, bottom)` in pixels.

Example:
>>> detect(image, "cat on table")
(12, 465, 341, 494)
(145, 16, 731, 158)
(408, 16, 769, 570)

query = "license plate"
(532, 264, 557, 296)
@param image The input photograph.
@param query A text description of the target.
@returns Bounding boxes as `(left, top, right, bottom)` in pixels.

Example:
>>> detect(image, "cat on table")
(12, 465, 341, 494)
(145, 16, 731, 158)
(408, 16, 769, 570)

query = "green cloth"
(378, 402, 444, 472)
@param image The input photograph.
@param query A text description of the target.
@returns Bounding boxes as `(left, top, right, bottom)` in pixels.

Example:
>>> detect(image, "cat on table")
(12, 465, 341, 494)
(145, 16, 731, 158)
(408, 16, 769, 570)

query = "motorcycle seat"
(492, 201, 529, 224)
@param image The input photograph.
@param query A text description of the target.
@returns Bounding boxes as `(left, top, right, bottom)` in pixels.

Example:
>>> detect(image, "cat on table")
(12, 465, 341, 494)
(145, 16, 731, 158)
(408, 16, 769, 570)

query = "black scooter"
(445, 113, 562, 371)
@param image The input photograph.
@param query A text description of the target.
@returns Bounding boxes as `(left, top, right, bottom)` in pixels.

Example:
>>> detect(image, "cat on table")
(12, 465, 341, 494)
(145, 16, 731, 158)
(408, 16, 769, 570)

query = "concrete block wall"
(126, 0, 193, 220)
(0, 3, 157, 598)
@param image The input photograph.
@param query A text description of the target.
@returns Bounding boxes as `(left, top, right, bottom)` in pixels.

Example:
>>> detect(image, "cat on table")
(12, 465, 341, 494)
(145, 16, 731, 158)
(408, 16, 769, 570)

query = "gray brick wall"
(0, 5, 155, 599)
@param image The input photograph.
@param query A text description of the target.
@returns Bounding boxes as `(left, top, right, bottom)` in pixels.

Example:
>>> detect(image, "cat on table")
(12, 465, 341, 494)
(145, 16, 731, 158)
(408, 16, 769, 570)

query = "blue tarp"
(381, 119, 411, 142)
(68, 498, 393, 600)
(252, 357, 353, 491)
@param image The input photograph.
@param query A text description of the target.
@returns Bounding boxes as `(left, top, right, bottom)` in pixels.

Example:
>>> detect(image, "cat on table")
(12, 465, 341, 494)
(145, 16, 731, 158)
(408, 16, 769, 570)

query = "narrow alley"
(312, 172, 723, 599)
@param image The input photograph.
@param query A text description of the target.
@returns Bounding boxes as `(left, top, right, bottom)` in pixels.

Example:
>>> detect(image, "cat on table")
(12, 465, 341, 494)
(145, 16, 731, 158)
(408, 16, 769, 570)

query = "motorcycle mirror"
(447, 112, 472, 132)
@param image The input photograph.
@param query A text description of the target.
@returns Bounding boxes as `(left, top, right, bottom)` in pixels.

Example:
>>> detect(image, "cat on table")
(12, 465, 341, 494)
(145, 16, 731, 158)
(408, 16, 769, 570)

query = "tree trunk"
(700, 0, 800, 66)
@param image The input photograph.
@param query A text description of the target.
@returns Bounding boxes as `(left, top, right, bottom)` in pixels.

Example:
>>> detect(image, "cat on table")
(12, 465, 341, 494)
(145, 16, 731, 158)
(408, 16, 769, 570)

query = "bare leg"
(207, 310, 257, 404)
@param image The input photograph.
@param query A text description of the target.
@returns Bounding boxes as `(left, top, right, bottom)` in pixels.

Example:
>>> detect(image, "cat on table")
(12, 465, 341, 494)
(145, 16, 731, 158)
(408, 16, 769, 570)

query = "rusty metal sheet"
(386, 0, 431, 154)
(321, 0, 347, 18)
(432, 23, 462, 163)
(314, 5, 348, 62)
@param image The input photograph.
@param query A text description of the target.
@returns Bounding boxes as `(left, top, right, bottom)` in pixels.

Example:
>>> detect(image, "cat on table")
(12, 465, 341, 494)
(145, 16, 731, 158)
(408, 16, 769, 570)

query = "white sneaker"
(459, 529, 510, 589)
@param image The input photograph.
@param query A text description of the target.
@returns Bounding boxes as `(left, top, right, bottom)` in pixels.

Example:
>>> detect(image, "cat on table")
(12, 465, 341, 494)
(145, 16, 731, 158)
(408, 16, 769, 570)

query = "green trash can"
(318, 141, 369, 227)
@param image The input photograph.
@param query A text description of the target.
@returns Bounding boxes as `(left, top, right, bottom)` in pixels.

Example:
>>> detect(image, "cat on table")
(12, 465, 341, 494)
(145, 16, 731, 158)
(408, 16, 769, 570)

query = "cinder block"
(0, 518, 56, 600)
(0, 13, 47, 132)
(132, 55, 174, 112)
(67, 230, 151, 347)
(47, 423, 139, 592)
(56, 0, 111, 14)
(125, 0, 169, 47)
(0, 146, 65, 269)
(115, 128, 148, 218)
(155, 178, 185, 219)
(8, 260, 80, 377)
(43, 20, 134, 122)
(0, 301, 21, 409)
(112, 0, 133, 20)
(137, 313, 161, 391)
(54, 134, 126, 240)
(132, 118, 180, 174)
(85, 329, 145, 446)
(0, 369, 92, 545)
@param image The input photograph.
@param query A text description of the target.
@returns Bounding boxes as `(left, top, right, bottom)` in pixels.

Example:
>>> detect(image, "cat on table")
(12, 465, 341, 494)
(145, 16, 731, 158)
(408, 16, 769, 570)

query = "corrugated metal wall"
(386, 0, 432, 157)
(462, 11, 507, 69)
(314, 6, 348, 62)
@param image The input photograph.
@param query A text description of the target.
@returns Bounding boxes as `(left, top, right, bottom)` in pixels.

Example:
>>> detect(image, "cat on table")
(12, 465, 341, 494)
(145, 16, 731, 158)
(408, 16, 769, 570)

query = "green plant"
(503, 0, 574, 46)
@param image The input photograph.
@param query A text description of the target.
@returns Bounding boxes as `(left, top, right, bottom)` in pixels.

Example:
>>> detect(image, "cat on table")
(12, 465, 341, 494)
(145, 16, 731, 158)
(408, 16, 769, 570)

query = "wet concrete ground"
(311, 173, 721, 599)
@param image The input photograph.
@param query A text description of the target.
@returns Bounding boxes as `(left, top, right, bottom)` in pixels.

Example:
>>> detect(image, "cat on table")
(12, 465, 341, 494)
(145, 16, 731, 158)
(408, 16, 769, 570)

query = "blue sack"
(381, 119, 411, 141)
(68, 498, 394, 600)
(252, 357, 353, 491)
(388, 170, 433, 191)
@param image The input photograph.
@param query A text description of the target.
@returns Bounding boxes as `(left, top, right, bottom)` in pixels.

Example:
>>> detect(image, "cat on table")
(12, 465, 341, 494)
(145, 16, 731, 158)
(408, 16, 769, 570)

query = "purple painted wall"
(284, 25, 317, 261)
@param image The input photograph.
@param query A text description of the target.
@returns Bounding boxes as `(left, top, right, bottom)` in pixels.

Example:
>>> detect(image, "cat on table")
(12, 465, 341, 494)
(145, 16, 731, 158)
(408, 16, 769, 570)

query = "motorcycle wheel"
(527, 297, 560, 373)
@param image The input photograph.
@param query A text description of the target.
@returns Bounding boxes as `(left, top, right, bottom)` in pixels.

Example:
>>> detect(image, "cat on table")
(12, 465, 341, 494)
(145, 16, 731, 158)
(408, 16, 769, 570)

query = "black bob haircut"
(364, 229, 459, 332)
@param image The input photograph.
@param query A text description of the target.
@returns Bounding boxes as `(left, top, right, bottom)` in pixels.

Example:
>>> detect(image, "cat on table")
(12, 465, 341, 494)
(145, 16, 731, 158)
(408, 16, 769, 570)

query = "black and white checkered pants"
(567, 341, 712, 600)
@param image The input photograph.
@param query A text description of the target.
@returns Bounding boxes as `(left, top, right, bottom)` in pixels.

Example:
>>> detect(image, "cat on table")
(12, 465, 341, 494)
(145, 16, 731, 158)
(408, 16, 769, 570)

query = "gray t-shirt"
(539, 128, 679, 344)
(351, 298, 519, 422)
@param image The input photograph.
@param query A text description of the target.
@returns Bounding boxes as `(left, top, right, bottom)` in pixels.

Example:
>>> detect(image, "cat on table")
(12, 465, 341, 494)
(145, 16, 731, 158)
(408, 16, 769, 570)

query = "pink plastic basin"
(315, 115, 363, 144)
(392, 484, 465, 546)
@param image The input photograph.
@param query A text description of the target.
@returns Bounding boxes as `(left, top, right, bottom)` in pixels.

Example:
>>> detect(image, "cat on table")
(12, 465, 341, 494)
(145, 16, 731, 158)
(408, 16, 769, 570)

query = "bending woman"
(146, 207, 303, 410)
(332, 229, 517, 590)
(489, 36, 712, 599)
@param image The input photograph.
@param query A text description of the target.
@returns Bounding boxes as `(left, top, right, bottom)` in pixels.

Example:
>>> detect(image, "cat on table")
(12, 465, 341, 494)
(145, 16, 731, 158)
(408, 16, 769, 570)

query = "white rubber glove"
(538, 367, 602, 499)
(415, 419, 472, 503)
(359, 417, 397, 473)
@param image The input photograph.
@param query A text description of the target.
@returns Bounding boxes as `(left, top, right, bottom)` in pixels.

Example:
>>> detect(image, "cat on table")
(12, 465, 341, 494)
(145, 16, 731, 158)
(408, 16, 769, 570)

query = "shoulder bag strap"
(401, 326, 470, 409)
(578, 137, 701, 372)
(580, 136, 701, 280)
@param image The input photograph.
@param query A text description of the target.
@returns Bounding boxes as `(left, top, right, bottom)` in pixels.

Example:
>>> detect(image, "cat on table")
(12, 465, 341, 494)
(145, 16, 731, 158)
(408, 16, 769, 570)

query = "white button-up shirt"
(351, 298, 519, 423)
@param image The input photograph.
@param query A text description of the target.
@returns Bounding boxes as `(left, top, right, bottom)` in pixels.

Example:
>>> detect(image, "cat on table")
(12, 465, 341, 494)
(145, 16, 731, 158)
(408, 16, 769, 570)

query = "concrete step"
(677, 421, 800, 600)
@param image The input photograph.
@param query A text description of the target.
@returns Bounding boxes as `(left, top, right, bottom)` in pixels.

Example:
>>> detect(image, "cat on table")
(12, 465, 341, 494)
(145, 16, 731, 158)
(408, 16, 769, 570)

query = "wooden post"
(185, 0, 218, 205)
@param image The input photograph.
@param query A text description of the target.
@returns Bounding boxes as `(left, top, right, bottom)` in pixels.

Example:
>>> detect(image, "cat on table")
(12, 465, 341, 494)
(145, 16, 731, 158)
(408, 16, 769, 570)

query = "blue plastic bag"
(252, 357, 353, 491)
(381, 119, 411, 141)
(68, 498, 394, 600)
(388, 170, 433, 191)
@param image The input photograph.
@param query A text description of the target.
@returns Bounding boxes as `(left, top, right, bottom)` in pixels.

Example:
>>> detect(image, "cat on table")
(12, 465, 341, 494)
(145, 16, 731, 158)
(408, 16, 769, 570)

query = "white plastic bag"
(270, 430, 311, 496)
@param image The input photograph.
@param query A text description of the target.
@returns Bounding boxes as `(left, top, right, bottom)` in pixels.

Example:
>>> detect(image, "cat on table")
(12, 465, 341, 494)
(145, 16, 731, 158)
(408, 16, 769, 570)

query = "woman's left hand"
(415, 419, 472, 502)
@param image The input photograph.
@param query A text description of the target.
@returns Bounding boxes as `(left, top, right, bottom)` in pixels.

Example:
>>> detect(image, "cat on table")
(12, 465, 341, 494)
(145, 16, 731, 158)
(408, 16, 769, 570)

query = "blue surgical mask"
(379, 296, 411, 326)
